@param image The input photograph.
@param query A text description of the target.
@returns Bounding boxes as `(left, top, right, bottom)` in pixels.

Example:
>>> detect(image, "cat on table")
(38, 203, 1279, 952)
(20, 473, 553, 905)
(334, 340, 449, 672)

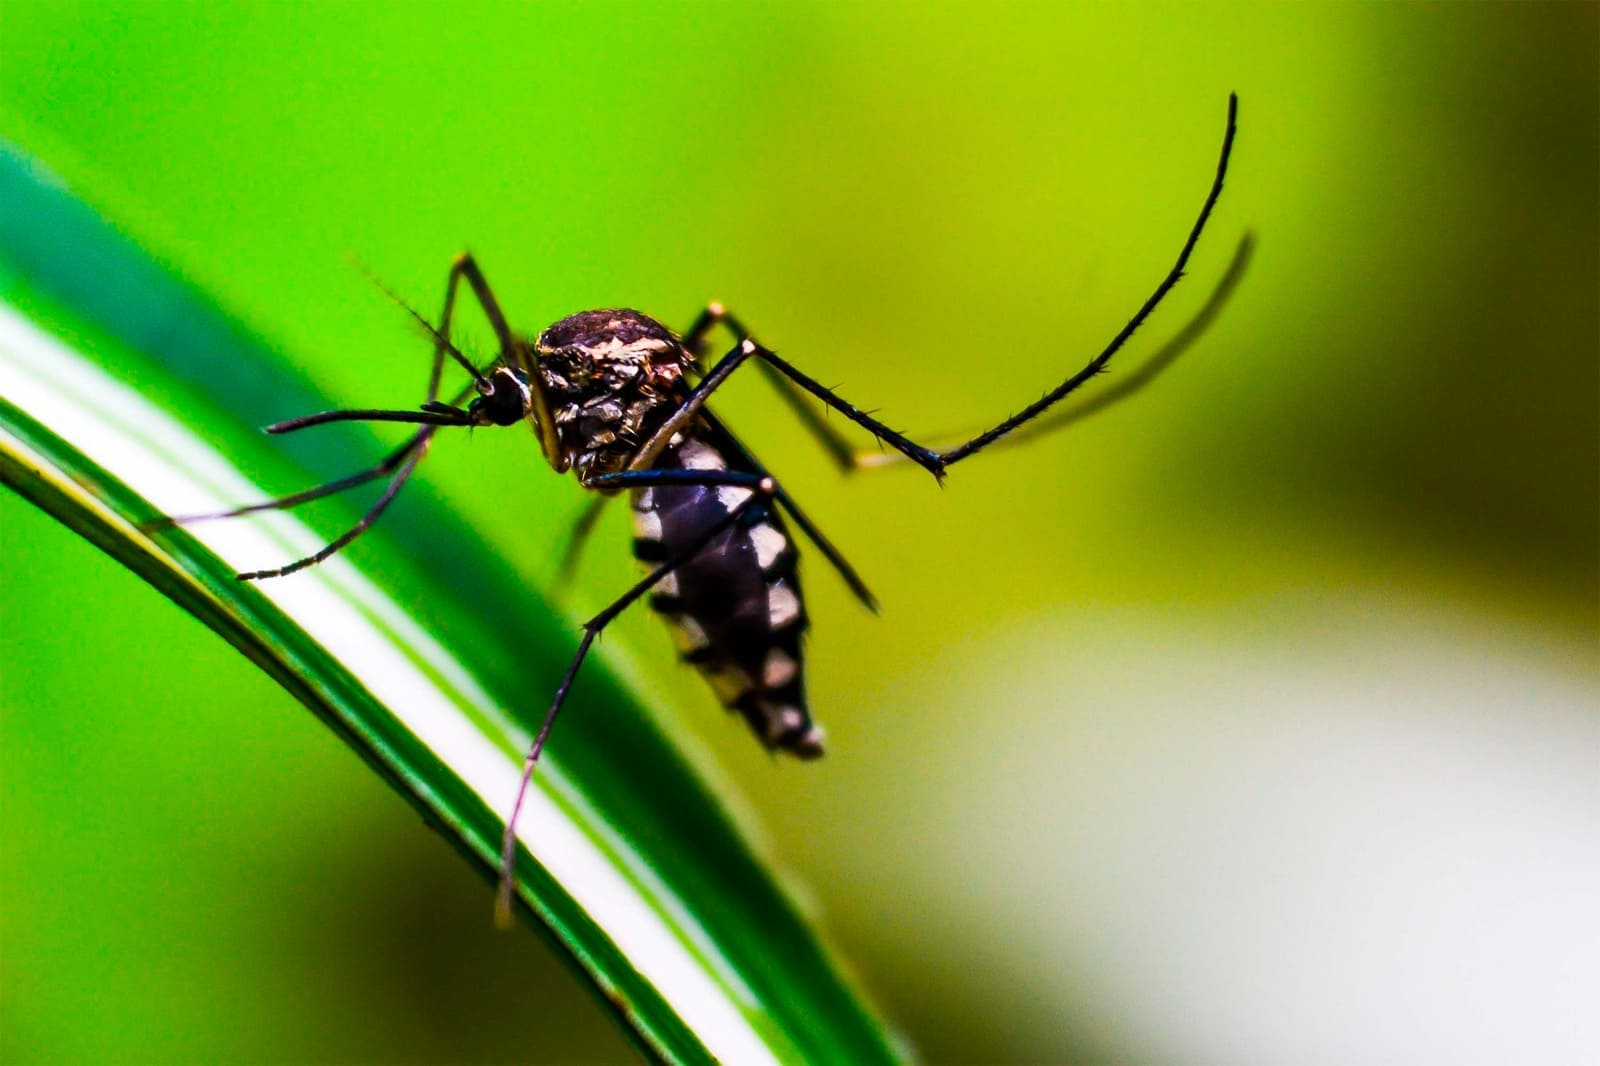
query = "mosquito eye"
(470, 369, 531, 426)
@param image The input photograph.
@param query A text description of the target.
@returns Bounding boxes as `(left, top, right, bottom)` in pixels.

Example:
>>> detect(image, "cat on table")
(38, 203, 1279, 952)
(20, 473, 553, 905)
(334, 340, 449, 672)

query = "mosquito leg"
(676, 315, 945, 478)
(769, 483, 876, 611)
(625, 340, 759, 471)
(850, 229, 1257, 468)
(426, 265, 460, 403)
(936, 94, 1238, 466)
(159, 256, 521, 566)
(629, 327, 942, 479)
(235, 432, 435, 580)
(355, 265, 485, 402)
(951, 229, 1256, 453)
(695, 409, 877, 611)
(222, 396, 494, 578)
(440, 254, 562, 462)
(680, 300, 736, 359)
(674, 94, 1240, 480)
(682, 303, 862, 474)
(157, 255, 497, 534)
(222, 256, 513, 570)
(751, 90, 1236, 475)
(586, 468, 770, 491)
(495, 475, 774, 927)
(145, 429, 434, 531)
(741, 345, 948, 476)
(598, 451, 876, 610)
(440, 253, 515, 356)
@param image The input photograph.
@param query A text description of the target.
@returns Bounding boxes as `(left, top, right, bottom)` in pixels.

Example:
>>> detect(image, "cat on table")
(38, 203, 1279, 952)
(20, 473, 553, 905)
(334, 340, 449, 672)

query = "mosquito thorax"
(533, 309, 695, 480)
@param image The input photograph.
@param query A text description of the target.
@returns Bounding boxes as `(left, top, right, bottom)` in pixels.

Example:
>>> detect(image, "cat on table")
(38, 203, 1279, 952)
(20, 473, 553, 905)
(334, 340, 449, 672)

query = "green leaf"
(0, 139, 904, 1065)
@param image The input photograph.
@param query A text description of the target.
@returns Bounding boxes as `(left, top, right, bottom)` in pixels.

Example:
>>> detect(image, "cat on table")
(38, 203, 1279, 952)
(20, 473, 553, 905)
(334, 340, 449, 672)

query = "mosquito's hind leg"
(851, 230, 1256, 468)
(676, 94, 1241, 478)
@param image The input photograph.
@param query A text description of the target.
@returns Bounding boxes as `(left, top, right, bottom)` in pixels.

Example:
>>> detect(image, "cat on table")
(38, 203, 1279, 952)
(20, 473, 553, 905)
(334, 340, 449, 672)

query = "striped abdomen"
(630, 435, 823, 758)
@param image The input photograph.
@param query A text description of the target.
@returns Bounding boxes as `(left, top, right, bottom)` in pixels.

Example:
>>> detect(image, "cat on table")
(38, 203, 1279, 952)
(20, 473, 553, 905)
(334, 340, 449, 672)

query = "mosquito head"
(468, 366, 535, 427)
(529, 309, 695, 480)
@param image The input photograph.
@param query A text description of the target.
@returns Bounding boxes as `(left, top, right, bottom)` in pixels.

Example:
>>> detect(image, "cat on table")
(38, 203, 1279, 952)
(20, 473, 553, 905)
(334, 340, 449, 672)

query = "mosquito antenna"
(350, 256, 492, 392)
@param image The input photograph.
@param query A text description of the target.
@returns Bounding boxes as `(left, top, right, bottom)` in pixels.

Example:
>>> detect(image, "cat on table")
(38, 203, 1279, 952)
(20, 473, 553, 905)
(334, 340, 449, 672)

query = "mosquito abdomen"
(631, 435, 823, 758)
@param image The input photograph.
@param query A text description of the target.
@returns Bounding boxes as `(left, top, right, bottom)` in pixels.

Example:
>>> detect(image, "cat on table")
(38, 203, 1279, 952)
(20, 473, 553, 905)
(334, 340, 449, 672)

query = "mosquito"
(166, 95, 1240, 924)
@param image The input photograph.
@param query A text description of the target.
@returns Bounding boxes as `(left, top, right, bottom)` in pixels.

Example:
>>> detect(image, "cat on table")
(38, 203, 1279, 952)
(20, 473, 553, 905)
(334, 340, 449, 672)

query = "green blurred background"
(2, 3, 1595, 1063)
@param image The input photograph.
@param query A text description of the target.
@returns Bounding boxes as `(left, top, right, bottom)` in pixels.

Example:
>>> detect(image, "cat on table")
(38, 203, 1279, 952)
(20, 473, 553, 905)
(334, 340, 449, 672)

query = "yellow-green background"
(2, 3, 1594, 1063)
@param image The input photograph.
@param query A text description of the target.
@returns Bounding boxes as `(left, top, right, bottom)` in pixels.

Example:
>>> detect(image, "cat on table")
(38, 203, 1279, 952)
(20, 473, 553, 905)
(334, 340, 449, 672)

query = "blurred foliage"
(2, 3, 1594, 1064)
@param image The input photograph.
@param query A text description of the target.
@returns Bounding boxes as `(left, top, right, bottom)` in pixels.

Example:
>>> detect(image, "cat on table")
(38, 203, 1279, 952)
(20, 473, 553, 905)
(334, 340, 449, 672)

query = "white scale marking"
(717, 486, 753, 511)
(677, 440, 725, 471)
(762, 649, 798, 688)
(767, 583, 801, 630)
(761, 704, 805, 742)
(634, 509, 663, 541)
(749, 524, 786, 569)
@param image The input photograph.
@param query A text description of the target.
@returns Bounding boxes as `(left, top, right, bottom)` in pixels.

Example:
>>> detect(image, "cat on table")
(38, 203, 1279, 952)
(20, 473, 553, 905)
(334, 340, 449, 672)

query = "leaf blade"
(0, 140, 903, 1065)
